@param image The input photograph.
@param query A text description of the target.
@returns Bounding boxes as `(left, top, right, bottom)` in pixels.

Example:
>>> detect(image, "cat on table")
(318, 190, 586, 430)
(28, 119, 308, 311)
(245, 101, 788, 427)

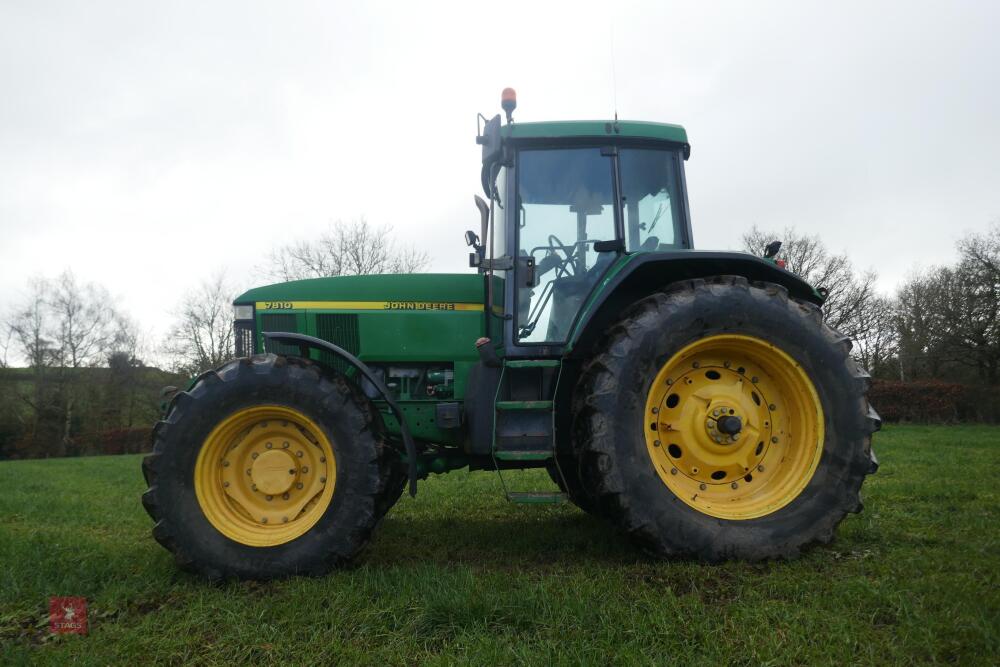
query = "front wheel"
(142, 355, 398, 579)
(573, 276, 880, 561)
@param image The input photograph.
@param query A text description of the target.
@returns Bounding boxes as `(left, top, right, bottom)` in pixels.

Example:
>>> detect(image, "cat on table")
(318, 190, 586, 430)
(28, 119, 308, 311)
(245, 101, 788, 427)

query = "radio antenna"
(610, 21, 619, 121)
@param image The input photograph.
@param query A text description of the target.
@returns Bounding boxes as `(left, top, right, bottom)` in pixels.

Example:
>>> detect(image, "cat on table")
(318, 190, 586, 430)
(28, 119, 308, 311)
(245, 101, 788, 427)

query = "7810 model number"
(261, 302, 293, 310)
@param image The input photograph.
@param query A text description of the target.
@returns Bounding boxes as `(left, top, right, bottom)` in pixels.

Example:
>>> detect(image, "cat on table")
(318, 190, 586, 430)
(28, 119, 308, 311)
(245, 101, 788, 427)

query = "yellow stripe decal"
(256, 300, 485, 312)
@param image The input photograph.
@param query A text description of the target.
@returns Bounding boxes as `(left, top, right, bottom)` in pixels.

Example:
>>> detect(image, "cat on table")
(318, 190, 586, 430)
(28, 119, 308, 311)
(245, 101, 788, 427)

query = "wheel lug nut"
(653, 440, 661, 447)
(751, 376, 759, 384)
(289, 469, 296, 475)
(771, 436, 779, 443)
(282, 493, 289, 500)
(251, 452, 259, 459)
(266, 442, 273, 449)
(769, 404, 776, 411)
(302, 466, 309, 473)
(723, 360, 731, 368)
(222, 460, 230, 467)
(670, 468, 678, 475)
(246, 469, 252, 475)
(652, 407, 659, 414)
(712, 409, 720, 416)
(699, 483, 707, 490)
(297, 451, 304, 458)
(223, 481, 230, 488)
(251, 484, 257, 491)
(757, 464, 765, 472)
(319, 477, 326, 484)
(320, 457, 326, 463)
(692, 361, 700, 368)
(666, 378, 673, 385)
(266, 495, 273, 501)
(731, 482, 738, 489)
(261, 517, 268, 523)
(282, 516, 289, 523)
(282, 441, 289, 448)
(296, 483, 304, 489)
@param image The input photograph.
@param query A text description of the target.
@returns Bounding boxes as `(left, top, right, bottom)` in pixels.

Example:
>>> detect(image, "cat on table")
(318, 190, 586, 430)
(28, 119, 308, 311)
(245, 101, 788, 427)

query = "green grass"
(1, 425, 998, 665)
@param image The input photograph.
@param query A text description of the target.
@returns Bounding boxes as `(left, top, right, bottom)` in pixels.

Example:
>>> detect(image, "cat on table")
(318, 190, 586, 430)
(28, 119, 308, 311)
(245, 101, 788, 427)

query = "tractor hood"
(234, 273, 485, 309)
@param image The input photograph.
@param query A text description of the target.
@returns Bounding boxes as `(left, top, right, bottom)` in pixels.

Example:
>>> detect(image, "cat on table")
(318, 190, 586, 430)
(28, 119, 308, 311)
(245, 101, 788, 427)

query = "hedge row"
(869, 380, 1000, 423)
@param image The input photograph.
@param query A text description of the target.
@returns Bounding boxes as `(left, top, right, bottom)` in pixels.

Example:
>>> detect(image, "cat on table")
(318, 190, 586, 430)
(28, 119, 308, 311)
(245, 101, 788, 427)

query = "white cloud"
(1, 0, 998, 354)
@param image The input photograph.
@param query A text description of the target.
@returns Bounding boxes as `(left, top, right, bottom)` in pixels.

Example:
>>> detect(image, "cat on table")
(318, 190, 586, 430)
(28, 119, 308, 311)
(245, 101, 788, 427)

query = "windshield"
(516, 147, 617, 343)
(620, 148, 686, 250)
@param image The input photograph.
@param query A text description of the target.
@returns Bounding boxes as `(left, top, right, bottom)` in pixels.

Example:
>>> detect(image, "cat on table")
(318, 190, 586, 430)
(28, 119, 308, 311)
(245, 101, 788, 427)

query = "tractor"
(142, 90, 879, 579)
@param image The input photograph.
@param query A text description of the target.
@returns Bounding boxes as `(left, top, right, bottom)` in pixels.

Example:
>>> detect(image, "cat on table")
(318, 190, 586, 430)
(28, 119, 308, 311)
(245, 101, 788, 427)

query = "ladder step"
(496, 400, 553, 411)
(507, 491, 566, 504)
(495, 450, 552, 461)
(504, 359, 561, 368)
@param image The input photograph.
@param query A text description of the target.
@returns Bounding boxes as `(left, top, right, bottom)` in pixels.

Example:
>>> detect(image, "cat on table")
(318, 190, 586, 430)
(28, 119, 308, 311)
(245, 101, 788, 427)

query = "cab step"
(496, 400, 553, 411)
(494, 450, 552, 461)
(504, 359, 561, 368)
(506, 491, 566, 504)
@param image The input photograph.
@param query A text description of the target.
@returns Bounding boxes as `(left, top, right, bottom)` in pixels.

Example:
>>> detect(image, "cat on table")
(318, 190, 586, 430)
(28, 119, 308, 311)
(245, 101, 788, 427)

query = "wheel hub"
(716, 414, 742, 436)
(251, 449, 296, 495)
(194, 406, 336, 547)
(644, 334, 824, 520)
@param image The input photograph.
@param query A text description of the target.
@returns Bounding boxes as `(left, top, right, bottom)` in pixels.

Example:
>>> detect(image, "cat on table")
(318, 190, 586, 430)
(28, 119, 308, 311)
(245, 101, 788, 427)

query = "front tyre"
(573, 276, 880, 561)
(142, 355, 395, 579)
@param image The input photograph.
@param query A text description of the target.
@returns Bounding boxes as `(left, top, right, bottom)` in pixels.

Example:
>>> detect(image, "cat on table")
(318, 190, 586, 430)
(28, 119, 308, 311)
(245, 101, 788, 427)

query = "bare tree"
(9, 278, 57, 370)
(742, 226, 892, 372)
(263, 217, 430, 281)
(165, 272, 236, 375)
(893, 222, 1000, 385)
(936, 223, 1000, 384)
(49, 271, 116, 368)
(0, 325, 11, 369)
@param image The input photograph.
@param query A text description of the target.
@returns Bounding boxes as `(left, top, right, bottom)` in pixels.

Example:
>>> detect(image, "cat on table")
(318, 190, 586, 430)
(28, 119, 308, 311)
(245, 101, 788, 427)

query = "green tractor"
(143, 90, 879, 579)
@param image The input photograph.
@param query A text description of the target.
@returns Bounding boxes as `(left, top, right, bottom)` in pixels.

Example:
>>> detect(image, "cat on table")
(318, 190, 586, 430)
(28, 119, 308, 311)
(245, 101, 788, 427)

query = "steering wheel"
(543, 234, 576, 277)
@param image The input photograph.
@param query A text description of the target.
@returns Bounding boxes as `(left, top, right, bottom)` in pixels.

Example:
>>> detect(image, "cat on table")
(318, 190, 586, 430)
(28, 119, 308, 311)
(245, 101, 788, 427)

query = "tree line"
(742, 222, 1000, 396)
(0, 218, 427, 459)
(1, 217, 995, 458)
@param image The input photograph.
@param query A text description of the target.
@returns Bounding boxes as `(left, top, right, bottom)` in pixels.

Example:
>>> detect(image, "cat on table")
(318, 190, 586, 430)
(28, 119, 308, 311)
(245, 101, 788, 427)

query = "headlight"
(233, 304, 254, 321)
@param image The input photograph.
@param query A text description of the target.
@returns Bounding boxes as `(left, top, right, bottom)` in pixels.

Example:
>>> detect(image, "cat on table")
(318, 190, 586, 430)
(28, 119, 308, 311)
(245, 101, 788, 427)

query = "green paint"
(504, 359, 560, 368)
(236, 273, 485, 304)
(502, 120, 687, 145)
(496, 400, 553, 411)
(494, 451, 552, 461)
(506, 491, 567, 504)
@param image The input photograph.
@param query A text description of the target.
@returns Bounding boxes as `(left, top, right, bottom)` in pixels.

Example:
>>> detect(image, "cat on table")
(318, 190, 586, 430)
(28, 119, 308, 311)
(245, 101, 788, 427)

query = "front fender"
(262, 331, 419, 497)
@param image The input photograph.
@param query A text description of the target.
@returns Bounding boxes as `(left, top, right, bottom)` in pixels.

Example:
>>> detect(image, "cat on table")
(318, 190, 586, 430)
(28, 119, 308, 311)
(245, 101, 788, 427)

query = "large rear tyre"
(142, 354, 398, 580)
(573, 276, 880, 561)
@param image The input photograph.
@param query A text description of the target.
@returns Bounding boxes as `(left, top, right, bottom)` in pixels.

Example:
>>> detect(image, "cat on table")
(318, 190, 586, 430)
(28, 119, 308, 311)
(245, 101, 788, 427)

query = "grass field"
(1, 425, 998, 665)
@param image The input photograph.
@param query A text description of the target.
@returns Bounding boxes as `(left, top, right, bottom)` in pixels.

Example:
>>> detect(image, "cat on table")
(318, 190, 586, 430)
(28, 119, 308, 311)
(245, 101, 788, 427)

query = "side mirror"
(465, 230, 480, 248)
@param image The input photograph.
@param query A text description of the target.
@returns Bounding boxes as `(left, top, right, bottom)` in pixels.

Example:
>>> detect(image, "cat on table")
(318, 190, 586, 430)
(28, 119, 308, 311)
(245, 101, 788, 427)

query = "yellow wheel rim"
(195, 405, 336, 547)
(644, 334, 824, 520)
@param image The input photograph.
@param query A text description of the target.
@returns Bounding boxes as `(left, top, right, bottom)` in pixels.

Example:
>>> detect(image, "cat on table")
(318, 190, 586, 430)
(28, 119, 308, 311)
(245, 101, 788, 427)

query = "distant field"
(1, 425, 997, 665)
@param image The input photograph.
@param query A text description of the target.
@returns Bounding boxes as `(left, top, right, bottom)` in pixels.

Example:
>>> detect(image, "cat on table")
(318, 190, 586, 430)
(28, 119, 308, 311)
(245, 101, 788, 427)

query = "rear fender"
(565, 251, 823, 359)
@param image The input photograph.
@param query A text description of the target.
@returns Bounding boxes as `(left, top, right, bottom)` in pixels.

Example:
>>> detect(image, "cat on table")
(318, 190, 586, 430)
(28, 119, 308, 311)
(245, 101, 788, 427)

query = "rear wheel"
(142, 354, 399, 579)
(573, 276, 880, 561)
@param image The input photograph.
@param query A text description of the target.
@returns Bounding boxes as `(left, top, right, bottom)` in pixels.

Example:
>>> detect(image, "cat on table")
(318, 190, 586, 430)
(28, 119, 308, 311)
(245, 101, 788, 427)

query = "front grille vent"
(260, 314, 300, 357)
(315, 314, 360, 372)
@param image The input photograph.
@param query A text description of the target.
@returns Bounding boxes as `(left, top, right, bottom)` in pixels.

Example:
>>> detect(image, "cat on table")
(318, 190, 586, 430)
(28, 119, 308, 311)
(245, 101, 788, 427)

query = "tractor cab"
(473, 92, 693, 352)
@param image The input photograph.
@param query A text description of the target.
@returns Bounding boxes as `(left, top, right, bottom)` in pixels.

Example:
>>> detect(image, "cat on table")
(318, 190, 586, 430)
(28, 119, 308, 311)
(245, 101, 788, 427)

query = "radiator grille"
(315, 314, 360, 372)
(260, 314, 300, 357)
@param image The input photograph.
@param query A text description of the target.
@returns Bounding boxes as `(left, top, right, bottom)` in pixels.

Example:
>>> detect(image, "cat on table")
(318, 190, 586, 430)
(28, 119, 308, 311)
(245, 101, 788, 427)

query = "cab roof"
(501, 120, 688, 145)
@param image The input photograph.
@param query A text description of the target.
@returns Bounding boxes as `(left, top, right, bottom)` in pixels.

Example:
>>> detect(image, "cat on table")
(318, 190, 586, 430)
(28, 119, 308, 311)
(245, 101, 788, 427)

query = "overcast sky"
(1, 0, 998, 358)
